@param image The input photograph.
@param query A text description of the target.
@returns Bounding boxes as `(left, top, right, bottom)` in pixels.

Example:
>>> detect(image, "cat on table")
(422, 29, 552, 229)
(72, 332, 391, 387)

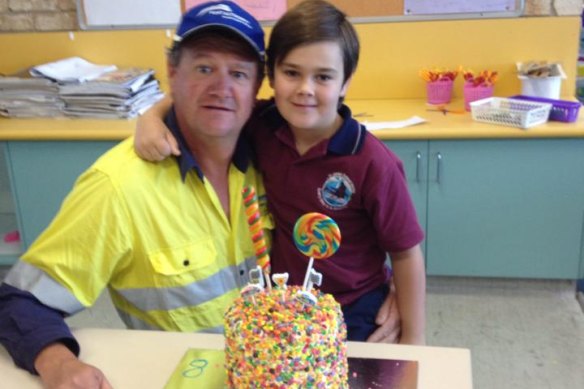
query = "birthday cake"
(231, 193, 347, 388)
(224, 285, 348, 388)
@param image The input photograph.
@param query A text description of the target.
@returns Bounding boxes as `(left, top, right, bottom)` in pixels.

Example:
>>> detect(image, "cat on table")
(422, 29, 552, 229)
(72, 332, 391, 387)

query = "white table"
(0, 328, 473, 388)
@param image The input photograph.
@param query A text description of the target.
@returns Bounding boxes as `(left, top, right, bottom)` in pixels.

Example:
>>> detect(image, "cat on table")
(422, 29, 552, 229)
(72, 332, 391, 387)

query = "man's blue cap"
(174, 1, 265, 60)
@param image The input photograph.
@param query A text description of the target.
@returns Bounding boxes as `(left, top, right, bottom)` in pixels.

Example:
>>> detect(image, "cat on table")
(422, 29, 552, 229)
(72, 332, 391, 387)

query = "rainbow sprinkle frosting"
(224, 286, 348, 388)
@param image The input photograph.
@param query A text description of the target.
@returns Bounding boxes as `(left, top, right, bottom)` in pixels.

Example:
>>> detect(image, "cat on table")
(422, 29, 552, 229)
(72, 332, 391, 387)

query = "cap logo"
(196, 4, 253, 29)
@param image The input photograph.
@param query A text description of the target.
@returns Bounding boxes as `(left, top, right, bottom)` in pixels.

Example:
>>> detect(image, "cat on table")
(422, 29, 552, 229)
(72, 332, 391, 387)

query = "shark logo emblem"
(318, 172, 354, 210)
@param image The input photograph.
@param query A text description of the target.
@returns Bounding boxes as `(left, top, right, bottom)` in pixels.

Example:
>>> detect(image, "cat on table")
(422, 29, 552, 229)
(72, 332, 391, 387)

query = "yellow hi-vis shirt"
(11, 137, 271, 333)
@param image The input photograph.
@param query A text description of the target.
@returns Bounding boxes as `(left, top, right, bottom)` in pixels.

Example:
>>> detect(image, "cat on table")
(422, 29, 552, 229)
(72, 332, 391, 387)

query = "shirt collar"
(165, 107, 252, 182)
(257, 100, 365, 156)
(327, 104, 366, 156)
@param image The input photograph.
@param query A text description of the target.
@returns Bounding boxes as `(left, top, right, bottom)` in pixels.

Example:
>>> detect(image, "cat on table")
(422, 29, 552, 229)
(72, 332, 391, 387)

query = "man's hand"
(366, 281, 401, 343)
(35, 343, 113, 389)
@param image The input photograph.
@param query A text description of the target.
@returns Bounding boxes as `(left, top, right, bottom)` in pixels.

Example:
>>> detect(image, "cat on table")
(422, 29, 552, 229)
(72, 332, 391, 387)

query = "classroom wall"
(0, 17, 579, 100)
(0, 0, 582, 32)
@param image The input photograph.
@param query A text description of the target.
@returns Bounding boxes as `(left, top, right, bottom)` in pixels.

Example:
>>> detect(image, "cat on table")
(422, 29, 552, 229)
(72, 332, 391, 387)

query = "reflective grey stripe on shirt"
(5, 255, 257, 317)
(4, 260, 85, 315)
(117, 255, 257, 312)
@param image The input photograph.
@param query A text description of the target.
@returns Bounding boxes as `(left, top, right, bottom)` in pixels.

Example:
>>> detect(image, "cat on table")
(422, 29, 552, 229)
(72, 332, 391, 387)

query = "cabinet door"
(0, 143, 20, 265)
(383, 140, 428, 255)
(6, 141, 118, 250)
(426, 139, 584, 278)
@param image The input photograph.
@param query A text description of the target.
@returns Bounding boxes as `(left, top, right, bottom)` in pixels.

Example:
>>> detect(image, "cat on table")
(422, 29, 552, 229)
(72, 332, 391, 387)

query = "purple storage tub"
(509, 95, 581, 122)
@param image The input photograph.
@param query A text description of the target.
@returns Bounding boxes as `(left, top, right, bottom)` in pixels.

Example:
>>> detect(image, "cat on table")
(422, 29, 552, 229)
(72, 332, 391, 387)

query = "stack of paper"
(59, 68, 165, 119)
(0, 74, 63, 118)
(1, 58, 164, 119)
(30, 56, 117, 83)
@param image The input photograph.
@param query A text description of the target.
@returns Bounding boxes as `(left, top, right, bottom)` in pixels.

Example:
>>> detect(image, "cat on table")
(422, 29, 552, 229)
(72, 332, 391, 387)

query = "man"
(0, 2, 268, 388)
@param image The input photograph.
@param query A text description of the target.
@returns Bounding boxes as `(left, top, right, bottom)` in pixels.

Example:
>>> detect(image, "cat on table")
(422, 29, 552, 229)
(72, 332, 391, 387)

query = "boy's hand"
(366, 280, 401, 343)
(134, 96, 179, 161)
(134, 126, 180, 161)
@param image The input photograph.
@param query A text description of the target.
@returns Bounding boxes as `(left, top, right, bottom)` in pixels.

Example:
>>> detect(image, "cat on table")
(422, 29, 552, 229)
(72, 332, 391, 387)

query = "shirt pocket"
(148, 238, 217, 278)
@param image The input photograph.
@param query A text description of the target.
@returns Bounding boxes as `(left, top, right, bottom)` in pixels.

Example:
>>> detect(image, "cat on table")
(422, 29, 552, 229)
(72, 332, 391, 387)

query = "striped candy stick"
(242, 185, 272, 289)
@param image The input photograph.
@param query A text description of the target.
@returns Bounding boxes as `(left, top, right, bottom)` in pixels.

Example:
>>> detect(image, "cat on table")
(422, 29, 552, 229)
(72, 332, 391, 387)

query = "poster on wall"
(79, 0, 522, 29)
(182, 0, 287, 21)
(80, 0, 182, 28)
(404, 0, 517, 15)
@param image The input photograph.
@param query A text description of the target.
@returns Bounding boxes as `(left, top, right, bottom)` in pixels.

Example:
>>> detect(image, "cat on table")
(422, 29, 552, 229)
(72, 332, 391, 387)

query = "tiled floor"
(1, 267, 583, 389)
(425, 277, 584, 389)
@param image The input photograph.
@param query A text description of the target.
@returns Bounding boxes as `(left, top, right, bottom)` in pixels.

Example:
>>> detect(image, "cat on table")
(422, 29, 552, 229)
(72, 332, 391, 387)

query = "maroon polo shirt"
(247, 100, 424, 305)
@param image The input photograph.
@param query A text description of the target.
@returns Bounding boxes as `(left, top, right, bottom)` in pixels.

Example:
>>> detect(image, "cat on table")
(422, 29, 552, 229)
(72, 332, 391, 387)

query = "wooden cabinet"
(386, 138, 584, 279)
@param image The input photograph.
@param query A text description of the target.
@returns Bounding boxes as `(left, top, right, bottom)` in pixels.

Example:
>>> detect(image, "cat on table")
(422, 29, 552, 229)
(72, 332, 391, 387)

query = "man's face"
(168, 47, 259, 143)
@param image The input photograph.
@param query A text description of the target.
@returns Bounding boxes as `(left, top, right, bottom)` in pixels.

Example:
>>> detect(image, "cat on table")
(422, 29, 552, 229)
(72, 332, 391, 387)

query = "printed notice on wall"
(81, 0, 181, 28)
(183, 0, 286, 21)
(404, 0, 517, 15)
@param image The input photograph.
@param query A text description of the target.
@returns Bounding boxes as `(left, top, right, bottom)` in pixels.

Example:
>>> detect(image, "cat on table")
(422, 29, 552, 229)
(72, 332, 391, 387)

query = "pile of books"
(1, 57, 164, 119)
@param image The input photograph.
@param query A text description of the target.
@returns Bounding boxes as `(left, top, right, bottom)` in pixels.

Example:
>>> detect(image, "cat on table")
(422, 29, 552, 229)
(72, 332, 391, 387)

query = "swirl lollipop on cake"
(293, 212, 341, 303)
(242, 185, 272, 289)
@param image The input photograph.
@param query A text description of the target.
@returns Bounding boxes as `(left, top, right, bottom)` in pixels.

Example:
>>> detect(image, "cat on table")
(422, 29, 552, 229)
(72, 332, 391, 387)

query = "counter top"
(0, 116, 136, 141)
(349, 99, 584, 140)
(0, 328, 473, 389)
(1, 98, 583, 141)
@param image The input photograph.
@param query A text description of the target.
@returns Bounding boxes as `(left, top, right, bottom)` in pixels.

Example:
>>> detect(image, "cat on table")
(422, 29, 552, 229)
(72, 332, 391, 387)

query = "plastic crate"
(509, 95, 581, 122)
(470, 97, 552, 129)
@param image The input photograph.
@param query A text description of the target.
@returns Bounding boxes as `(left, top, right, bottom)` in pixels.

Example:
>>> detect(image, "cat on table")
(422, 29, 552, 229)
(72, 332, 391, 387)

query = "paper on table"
(164, 349, 225, 389)
(30, 57, 117, 83)
(363, 116, 426, 131)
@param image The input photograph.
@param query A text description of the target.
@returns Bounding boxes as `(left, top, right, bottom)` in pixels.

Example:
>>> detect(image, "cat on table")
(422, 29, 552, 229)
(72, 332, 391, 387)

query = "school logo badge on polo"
(318, 173, 354, 210)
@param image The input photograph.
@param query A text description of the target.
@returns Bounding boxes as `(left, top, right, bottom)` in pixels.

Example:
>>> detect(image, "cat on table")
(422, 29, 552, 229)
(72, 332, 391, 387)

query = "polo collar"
(165, 107, 251, 182)
(327, 104, 366, 156)
(258, 100, 366, 156)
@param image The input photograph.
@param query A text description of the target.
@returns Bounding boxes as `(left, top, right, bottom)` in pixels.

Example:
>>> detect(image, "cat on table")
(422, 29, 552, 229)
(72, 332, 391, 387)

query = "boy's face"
(271, 41, 350, 137)
(168, 46, 259, 144)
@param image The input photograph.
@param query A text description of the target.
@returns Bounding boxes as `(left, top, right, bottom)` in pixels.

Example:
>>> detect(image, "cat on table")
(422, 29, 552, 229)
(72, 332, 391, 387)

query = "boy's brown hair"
(266, 0, 359, 84)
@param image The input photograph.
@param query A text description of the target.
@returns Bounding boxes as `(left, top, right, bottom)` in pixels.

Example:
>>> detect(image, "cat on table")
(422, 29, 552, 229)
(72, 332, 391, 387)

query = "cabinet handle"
(415, 151, 422, 183)
(436, 152, 443, 184)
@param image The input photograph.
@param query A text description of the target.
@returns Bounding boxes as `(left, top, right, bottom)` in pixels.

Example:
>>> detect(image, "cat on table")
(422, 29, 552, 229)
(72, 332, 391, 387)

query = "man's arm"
(0, 283, 111, 388)
(390, 244, 426, 345)
(0, 165, 131, 387)
(0, 283, 78, 373)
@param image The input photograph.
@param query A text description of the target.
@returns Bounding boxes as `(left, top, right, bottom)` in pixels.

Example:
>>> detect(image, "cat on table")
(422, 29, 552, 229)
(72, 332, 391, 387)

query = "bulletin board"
(78, 0, 524, 30)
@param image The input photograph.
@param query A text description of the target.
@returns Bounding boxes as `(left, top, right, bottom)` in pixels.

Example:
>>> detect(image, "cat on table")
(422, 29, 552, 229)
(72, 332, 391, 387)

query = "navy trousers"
(341, 284, 389, 341)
